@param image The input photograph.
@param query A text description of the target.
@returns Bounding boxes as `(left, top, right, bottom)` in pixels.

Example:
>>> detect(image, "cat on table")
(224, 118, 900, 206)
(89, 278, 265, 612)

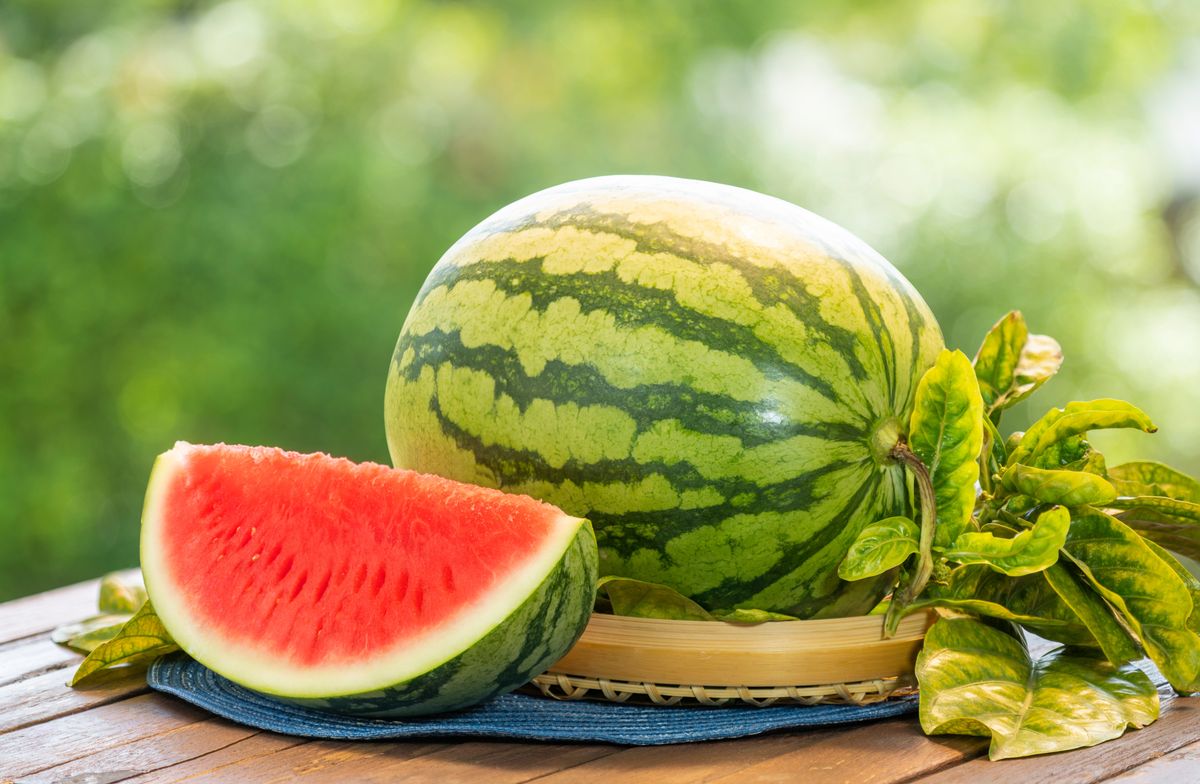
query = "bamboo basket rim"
(536, 609, 935, 707)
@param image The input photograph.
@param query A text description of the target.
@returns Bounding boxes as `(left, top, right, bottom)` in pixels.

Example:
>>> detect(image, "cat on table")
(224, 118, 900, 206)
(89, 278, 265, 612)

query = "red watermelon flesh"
(141, 442, 597, 707)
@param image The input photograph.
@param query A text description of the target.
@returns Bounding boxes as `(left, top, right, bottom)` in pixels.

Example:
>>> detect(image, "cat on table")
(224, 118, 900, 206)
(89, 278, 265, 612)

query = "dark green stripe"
(524, 206, 876, 385)
(833, 256, 898, 407)
(419, 256, 862, 419)
(398, 330, 867, 450)
(421, 383, 867, 511)
(688, 474, 883, 612)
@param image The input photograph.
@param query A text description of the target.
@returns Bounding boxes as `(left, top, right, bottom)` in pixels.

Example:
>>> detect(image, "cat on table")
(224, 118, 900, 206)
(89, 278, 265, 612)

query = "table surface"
(3, 581, 1200, 784)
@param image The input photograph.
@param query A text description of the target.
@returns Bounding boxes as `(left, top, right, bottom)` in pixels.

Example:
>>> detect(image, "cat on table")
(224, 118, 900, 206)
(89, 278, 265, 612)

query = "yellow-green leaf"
(1063, 509, 1200, 693)
(908, 349, 984, 548)
(907, 562, 1070, 627)
(973, 311, 1028, 410)
(1109, 461, 1200, 503)
(917, 617, 1158, 760)
(1008, 400, 1156, 467)
(1109, 495, 1200, 562)
(1142, 539, 1200, 636)
(598, 576, 714, 621)
(1041, 562, 1141, 665)
(1001, 464, 1117, 507)
(51, 613, 132, 652)
(70, 600, 178, 687)
(972, 311, 1063, 421)
(97, 569, 147, 615)
(838, 516, 919, 581)
(941, 506, 1069, 576)
(710, 608, 800, 623)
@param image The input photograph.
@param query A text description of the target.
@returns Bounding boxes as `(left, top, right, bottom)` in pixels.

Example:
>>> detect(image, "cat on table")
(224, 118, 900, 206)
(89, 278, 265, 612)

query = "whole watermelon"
(384, 176, 943, 617)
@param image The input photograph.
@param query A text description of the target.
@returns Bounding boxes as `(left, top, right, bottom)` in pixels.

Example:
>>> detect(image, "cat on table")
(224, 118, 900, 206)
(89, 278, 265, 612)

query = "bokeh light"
(2, 0, 1199, 600)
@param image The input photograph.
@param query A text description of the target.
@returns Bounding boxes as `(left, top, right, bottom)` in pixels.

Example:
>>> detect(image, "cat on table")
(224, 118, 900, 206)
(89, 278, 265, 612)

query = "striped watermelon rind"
(142, 445, 598, 717)
(385, 175, 943, 617)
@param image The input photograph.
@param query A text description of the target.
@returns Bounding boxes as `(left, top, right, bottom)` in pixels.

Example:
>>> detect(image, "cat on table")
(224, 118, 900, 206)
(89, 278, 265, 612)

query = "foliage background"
(3, 1, 1200, 600)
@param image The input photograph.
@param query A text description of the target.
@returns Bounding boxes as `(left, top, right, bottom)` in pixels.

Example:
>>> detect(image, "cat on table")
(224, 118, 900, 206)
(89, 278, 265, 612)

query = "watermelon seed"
(370, 565, 386, 597)
(313, 570, 332, 604)
(351, 563, 368, 593)
(276, 553, 295, 581)
(262, 541, 283, 568)
(289, 572, 309, 601)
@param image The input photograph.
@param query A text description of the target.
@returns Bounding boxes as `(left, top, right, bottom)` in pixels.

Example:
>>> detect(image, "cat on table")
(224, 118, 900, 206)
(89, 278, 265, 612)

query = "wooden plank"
(1103, 736, 1200, 782)
(0, 580, 98, 644)
(0, 666, 148, 734)
(0, 636, 82, 687)
(21, 721, 300, 784)
(141, 740, 450, 782)
(702, 721, 985, 784)
(534, 718, 985, 784)
(0, 692, 209, 779)
(913, 692, 1200, 784)
(115, 732, 309, 784)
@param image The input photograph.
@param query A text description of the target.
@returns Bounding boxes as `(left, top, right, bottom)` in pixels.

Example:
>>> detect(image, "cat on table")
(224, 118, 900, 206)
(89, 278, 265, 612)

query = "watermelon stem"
(886, 440, 937, 630)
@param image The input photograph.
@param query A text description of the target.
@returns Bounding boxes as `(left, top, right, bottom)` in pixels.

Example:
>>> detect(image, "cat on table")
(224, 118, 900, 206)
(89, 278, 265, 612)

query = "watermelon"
(140, 442, 597, 717)
(384, 175, 943, 618)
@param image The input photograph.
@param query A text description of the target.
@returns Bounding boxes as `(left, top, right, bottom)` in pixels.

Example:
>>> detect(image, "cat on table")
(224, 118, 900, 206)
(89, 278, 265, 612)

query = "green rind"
(294, 522, 598, 717)
(385, 175, 943, 616)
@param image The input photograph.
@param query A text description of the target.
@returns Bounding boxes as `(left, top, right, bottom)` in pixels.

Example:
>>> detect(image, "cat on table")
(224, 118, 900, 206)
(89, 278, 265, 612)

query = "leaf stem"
(891, 440, 938, 604)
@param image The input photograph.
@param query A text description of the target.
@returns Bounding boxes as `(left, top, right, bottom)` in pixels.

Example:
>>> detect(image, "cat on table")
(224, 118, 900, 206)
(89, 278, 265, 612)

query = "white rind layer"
(140, 441, 588, 699)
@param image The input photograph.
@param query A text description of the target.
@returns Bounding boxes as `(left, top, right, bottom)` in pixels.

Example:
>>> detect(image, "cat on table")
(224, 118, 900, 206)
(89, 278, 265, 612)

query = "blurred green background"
(3, 1, 1200, 601)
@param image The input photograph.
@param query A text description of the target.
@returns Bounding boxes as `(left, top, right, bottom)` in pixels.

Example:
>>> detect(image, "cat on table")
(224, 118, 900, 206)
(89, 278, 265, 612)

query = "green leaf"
(917, 617, 1158, 760)
(973, 311, 1028, 411)
(1031, 434, 1090, 470)
(70, 601, 179, 687)
(597, 577, 797, 623)
(68, 624, 128, 654)
(97, 569, 147, 615)
(910, 565, 1073, 629)
(1041, 562, 1141, 664)
(1109, 461, 1200, 503)
(597, 576, 714, 621)
(1063, 509, 1200, 693)
(908, 349, 984, 548)
(838, 516, 920, 581)
(972, 312, 1063, 420)
(51, 613, 133, 652)
(1141, 539, 1200, 636)
(1008, 400, 1156, 467)
(941, 506, 1069, 576)
(710, 608, 800, 623)
(1109, 496, 1200, 562)
(1001, 464, 1118, 507)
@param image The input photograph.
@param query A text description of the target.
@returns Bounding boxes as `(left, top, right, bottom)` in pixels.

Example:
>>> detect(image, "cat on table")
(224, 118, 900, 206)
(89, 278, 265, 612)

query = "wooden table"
(4, 580, 1200, 783)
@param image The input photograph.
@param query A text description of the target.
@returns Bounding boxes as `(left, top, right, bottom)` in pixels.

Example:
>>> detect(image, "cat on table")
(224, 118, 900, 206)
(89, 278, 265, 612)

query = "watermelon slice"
(141, 442, 597, 717)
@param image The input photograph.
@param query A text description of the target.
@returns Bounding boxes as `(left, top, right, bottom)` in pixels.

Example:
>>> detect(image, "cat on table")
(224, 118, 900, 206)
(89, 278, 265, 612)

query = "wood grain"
(0, 665, 148, 734)
(117, 731, 310, 784)
(1104, 736, 1200, 783)
(0, 636, 82, 687)
(0, 692, 208, 779)
(533, 718, 985, 784)
(0, 580, 99, 644)
(161, 740, 618, 784)
(21, 722, 299, 784)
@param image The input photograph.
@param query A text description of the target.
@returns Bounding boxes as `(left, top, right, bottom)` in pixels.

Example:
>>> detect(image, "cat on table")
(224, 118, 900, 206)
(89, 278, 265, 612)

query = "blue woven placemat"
(147, 653, 917, 745)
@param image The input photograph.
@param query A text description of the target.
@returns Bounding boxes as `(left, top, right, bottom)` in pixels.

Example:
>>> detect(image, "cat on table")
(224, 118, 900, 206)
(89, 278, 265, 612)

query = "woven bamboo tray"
(530, 609, 935, 707)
